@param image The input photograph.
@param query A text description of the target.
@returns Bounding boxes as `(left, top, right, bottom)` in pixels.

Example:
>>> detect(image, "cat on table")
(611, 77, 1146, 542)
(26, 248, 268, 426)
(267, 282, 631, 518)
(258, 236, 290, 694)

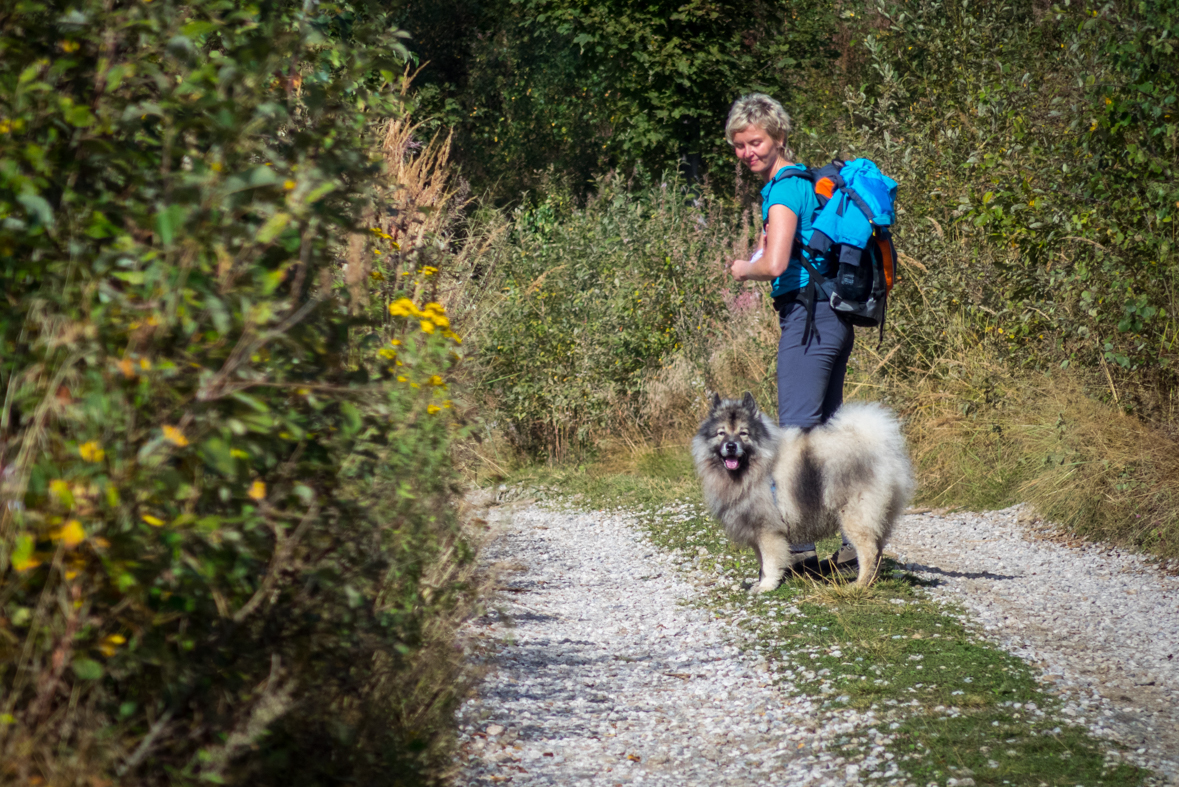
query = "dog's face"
(697, 392, 769, 474)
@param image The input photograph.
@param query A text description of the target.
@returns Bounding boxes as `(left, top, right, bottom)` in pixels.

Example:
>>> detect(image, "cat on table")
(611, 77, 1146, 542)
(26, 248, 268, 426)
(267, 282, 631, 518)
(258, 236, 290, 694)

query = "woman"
(725, 93, 857, 578)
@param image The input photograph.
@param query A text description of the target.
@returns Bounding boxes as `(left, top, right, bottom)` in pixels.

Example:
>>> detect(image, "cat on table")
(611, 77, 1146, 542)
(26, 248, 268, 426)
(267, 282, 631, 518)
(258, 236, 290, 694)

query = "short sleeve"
(761, 176, 812, 225)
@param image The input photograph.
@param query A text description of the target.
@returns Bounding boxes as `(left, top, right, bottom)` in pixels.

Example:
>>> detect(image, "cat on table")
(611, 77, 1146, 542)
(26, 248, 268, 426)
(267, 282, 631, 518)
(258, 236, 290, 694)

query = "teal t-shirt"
(760, 164, 819, 297)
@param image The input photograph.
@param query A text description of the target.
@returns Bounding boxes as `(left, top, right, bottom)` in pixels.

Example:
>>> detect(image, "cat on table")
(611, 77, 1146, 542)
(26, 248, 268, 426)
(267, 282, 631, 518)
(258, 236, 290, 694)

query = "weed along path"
(455, 491, 1158, 787)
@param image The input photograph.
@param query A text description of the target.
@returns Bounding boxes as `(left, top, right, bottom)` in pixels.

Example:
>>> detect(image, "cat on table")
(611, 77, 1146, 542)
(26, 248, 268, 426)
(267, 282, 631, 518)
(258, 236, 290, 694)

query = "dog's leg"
(842, 510, 886, 587)
(752, 531, 791, 593)
(852, 539, 882, 587)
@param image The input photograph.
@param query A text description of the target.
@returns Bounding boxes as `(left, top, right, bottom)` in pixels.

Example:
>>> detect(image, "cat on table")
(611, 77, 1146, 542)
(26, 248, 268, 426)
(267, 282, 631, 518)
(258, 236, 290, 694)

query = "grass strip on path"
(501, 447, 1150, 787)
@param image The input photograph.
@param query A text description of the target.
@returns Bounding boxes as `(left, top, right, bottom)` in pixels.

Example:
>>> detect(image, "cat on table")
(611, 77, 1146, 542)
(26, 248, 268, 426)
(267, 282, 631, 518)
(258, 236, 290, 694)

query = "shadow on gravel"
(901, 562, 1018, 582)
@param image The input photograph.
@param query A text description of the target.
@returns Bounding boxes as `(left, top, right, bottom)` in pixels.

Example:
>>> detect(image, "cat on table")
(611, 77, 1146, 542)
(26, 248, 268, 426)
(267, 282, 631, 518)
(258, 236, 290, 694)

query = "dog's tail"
(823, 402, 914, 483)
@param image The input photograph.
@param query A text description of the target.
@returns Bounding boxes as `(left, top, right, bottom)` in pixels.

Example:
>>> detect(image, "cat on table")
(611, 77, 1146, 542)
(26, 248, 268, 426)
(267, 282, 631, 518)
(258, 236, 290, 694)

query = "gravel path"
(454, 502, 880, 786)
(455, 498, 1179, 785)
(890, 505, 1179, 782)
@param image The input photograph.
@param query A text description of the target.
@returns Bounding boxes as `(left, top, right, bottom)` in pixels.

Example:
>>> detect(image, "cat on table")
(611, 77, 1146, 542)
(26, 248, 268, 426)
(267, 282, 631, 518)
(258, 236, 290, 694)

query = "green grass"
(501, 447, 1149, 787)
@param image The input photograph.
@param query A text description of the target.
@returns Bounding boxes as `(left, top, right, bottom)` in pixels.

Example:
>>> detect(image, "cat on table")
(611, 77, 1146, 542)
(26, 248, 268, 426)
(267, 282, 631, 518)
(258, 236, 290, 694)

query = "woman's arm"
(729, 204, 797, 282)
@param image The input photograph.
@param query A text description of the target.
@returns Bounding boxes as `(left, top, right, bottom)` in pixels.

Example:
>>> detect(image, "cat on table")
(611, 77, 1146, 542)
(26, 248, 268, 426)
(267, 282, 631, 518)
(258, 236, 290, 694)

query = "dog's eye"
(716, 429, 725, 437)
(738, 431, 749, 438)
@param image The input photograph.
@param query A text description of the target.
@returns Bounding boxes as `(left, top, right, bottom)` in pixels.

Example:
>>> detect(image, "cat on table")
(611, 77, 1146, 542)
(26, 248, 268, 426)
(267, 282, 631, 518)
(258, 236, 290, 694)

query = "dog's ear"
(741, 391, 758, 413)
(710, 392, 722, 411)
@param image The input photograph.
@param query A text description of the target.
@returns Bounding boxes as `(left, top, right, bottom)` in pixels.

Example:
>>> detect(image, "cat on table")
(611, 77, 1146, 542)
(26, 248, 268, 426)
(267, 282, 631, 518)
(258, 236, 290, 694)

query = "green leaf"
(199, 436, 236, 476)
(72, 658, 104, 680)
(156, 204, 189, 247)
(256, 212, 291, 244)
(231, 391, 270, 413)
(17, 193, 53, 228)
(340, 401, 362, 436)
(10, 533, 35, 569)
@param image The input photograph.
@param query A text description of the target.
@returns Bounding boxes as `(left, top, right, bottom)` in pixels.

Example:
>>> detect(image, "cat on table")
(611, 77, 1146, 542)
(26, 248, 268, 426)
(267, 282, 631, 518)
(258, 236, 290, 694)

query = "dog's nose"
(724, 442, 738, 453)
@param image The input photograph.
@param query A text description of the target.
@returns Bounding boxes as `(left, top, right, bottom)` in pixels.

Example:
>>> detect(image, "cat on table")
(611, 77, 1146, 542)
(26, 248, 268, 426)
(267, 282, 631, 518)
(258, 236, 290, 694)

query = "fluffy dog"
(692, 393, 914, 590)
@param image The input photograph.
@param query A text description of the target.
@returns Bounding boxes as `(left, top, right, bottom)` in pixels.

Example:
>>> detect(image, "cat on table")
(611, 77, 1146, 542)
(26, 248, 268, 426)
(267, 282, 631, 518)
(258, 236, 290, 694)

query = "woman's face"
(731, 125, 783, 177)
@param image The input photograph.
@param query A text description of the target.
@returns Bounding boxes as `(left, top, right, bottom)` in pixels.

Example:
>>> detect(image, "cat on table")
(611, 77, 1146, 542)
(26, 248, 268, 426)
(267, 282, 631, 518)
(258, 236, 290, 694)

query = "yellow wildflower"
(138, 357, 151, 370)
(248, 480, 266, 501)
(52, 520, 86, 548)
(370, 270, 385, 281)
(50, 479, 71, 502)
(422, 266, 438, 276)
(427, 404, 442, 414)
(390, 339, 401, 346)
(284, 179, 296, 191)
(428, 375, 444, 386)
(420, 320, 436, 334)
(142, 514, 165, 527)
(397, 375, 408, 383)
(378, 347, 397, 359)
(98, 634, 127, 658)
(60, 40, 80, 53)
(389, 298, 420, 318)
(162, 425, 188, 447)
(79, 441, 105, 463)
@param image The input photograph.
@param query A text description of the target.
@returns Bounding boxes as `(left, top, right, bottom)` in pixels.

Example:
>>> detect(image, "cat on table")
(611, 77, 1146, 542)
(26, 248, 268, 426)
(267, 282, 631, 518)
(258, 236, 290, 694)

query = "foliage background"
(1, 0, 475, 783)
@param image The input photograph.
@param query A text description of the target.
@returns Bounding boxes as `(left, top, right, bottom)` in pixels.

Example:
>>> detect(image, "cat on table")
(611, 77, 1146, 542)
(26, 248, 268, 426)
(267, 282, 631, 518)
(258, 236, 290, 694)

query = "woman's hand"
(728, 259, 749, 281)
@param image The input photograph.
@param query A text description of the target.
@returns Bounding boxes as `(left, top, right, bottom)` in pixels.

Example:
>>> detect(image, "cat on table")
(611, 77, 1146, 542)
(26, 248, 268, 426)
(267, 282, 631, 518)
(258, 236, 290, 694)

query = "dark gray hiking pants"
(775, 296, 855, 554)
(774, 296, 855, 429)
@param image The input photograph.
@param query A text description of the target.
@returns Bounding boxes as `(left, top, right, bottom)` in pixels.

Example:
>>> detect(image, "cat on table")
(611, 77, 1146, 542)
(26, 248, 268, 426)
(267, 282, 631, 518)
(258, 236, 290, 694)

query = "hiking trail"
(454, 495, 1179, 786)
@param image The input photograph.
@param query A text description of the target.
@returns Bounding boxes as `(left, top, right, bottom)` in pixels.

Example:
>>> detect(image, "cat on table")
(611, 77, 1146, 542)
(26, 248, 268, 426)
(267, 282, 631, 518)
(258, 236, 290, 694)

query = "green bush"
(830, 0, 1179, 400)
(0, 0, 470, 783)
(472, 180, 741, 457)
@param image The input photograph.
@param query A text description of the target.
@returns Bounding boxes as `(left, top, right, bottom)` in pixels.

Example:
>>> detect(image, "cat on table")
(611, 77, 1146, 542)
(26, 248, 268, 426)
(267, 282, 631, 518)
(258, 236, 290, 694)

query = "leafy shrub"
(832, 0, 1179, 403)
(470, 180, 742, 457)
(0, 0, 471, 783)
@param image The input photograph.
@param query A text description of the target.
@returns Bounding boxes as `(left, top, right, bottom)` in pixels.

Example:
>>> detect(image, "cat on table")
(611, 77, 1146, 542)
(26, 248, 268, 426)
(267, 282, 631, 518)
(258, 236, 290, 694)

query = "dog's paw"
(750, 580, 781, 594)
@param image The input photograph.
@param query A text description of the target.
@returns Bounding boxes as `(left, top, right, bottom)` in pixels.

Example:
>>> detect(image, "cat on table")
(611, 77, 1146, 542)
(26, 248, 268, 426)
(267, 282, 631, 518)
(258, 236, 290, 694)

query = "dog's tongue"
(724, 458, 740, 471)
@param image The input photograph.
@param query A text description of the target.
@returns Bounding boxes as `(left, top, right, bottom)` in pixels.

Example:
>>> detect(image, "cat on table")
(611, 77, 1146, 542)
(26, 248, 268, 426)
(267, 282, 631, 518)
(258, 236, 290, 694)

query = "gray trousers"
(775, 297, 854, 429)
(774, 296, 855, 554)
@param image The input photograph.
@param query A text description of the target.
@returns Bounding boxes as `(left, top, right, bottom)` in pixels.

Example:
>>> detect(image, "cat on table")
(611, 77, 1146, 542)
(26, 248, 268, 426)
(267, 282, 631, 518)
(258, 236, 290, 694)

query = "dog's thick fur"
(692, 393, 914, 590)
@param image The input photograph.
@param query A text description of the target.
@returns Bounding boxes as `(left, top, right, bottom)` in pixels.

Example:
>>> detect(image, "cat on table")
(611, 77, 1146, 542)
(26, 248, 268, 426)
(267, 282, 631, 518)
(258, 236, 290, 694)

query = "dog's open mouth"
(723, 458, 740, 471)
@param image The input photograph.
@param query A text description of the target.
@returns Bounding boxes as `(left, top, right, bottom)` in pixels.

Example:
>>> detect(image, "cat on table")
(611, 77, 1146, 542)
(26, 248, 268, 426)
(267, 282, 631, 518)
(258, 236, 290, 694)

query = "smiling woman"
(722, 93, 857, 578)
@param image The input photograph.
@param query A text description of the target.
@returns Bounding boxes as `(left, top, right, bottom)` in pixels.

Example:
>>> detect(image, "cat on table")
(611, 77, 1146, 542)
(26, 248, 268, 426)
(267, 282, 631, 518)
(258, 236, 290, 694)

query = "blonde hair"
(725, 93, 795, 160)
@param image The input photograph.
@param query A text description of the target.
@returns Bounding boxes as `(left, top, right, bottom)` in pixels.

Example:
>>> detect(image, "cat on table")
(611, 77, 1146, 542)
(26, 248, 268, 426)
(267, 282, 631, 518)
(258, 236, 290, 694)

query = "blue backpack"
(780, 158, 898, 344)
